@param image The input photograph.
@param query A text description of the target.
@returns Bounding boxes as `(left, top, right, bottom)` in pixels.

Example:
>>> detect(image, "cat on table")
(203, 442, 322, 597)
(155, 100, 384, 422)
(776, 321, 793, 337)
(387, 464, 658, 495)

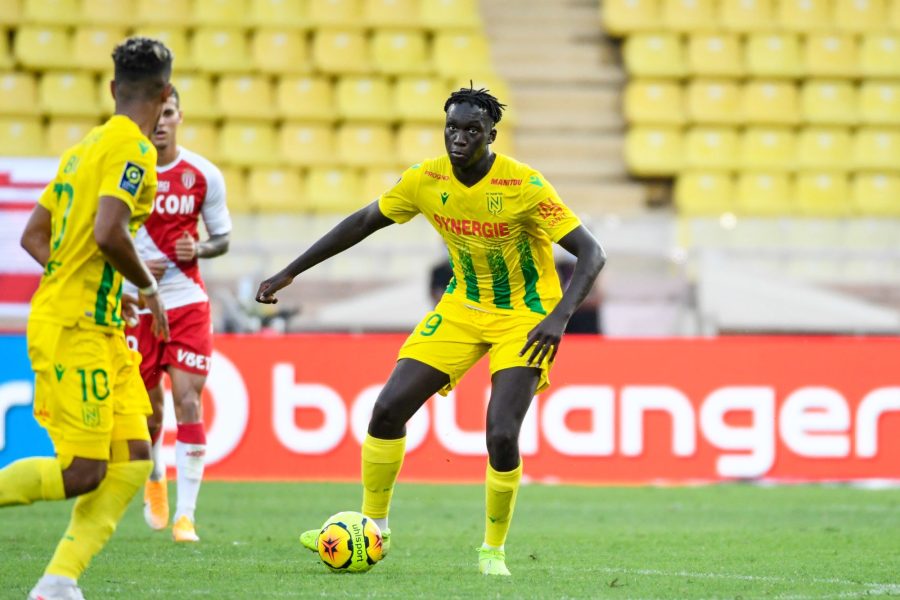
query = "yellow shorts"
(397, 295, 554, 396)
(27, 320, 152, 461)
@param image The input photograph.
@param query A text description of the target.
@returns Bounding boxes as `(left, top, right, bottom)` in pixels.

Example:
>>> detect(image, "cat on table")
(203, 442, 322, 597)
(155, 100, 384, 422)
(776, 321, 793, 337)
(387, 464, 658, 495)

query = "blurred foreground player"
(256, 86, 606, 576)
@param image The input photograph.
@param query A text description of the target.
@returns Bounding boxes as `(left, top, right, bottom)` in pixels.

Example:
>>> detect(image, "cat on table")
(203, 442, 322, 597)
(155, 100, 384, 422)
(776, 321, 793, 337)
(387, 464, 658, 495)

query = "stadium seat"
(371, 29, 430, 76)
(169, 73, 218, 120)
(685, 126, 738, 169)
(852, 172, 900, 215)
(833, 0, 886, 32)
(38, 73, 98, 117)
(336, 124, 396, 167)
(22, 0, 78, 24)
(686, 34, 743, 77)
(777, 0, 832, 32)
(73, 27, 126, 72)
(739, 126, 797, 170)
(135, 0, 193, 25)
(0, 72, 38, 115)
(623, 33, 686, 78)
(336, 76, 394, 122)
(0, 29, 11, 69)
(745, 33, 802, 78)
(220, 121, 278, 166)
(0, 0, 23, 27)
(396, 122, 445, 164)
(602, 0, 660, 36)
(800, 80, 857, 125)
(624, 126, 683, 177)
(192, 0, 247, 26)
(361, 167, 402, 202)
(305, 167, 364, 213)
(797, 127, 852, 170)
(279, 122, 337, 166)
(795, 172, 852, 216)
(853, 128, 900, 170)
(179, 121, 219, 161)
(96, 72, 114, 115)
(720, 0, 774, 32)
(420, 0, 483, 30)
(276, 76, 336, 122)
(14, 25, 71, 69)
(0, 116, 43, 156)
(218, 166, 248, 212)
(252, 29, 311, 75)
(686, 80, 742, 124)
(217, 75, 276, 121)
(432, 32, 493, 78)
(859, 82, 900, 125)
(45, 117, 99, 156)
(393, 76, 448, 123)
(892, 0, 900, 29)
(308, 0, 363, 27)
(742, 80, 799, 125)
(803, 34, 859, 78)
(80, 0, 135, 25)
(661, 0, 716, 32)
(248, 167, 308, 213)
(735, 172, 794, 215)
(625, 80, 686, 125)
(250, 0, 307, 28)
(363, 0, 421, 28)
(132, 27, 192, 71)
(860, 34, 900, 78)
(312, 29, 371, 74)
(674, 171, 735, 215)
(191, 28, 252, 73)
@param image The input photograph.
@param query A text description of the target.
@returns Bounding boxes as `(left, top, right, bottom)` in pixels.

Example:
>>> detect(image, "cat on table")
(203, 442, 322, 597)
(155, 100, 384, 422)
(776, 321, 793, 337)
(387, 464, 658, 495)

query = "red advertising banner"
(166, 335, 900, 484)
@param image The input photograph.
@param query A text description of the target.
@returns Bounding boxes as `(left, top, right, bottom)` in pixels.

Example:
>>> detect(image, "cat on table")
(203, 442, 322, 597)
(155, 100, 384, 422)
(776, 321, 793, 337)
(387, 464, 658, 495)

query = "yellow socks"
(361, 434, 405, 522)
(0, 457, 66, 506)
(45, 460, 151, 580)
(484, 461, 523, 548)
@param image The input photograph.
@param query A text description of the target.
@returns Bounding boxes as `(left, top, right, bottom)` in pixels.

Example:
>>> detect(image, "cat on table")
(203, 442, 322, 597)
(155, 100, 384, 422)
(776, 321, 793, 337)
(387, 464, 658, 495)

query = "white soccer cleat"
(28, 581, 86, 600)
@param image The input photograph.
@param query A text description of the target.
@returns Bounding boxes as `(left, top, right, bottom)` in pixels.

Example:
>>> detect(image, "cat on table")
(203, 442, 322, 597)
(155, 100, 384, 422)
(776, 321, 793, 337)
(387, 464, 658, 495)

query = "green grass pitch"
(3, 482, 899, 599)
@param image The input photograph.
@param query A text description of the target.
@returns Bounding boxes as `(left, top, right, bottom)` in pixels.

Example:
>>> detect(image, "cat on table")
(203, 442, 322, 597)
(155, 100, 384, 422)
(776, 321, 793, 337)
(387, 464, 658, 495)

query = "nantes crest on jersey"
(378, 154, 581, 315)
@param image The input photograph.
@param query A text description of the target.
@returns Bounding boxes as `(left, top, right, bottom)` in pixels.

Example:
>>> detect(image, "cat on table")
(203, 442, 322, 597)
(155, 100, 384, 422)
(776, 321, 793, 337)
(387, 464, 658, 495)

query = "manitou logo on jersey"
(154, 193, 196, 215)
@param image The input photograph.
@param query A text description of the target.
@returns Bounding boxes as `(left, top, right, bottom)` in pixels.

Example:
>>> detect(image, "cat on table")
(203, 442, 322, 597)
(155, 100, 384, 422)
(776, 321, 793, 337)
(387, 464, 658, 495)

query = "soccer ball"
(316, 511, 383, 574)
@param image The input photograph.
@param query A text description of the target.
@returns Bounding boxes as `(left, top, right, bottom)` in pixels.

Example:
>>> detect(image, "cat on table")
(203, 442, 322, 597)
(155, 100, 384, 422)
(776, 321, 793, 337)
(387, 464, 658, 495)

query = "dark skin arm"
(20, 204, 52, 268)
(520, 225, 606, 366)
(256, 201, 394, 303)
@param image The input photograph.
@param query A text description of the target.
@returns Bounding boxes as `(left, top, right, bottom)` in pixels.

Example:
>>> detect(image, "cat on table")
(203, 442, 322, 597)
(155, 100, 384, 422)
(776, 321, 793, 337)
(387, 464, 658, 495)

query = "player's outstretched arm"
(20, 204, 52, 268)
(256, 201, 394, 304)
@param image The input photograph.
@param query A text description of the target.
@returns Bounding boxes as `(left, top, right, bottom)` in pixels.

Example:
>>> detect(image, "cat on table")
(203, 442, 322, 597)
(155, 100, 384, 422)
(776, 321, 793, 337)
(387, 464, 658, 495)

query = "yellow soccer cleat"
(143, 479, 169, 531)
(478, 547, 511, 576)
(300, 526, 391, 558)
(172, 515, 200, 543)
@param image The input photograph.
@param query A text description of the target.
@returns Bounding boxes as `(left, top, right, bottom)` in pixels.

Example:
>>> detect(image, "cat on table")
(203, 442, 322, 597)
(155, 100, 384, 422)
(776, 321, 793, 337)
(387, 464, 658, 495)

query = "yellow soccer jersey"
(29, 115, 158, 331)
(379, 154, 581, 315)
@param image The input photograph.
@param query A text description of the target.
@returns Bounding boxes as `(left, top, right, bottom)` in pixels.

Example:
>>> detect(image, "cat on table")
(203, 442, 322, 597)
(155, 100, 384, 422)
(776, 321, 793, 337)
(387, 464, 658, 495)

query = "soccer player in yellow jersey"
(0, 37, 173, 600)
(257, 86, 606, 576)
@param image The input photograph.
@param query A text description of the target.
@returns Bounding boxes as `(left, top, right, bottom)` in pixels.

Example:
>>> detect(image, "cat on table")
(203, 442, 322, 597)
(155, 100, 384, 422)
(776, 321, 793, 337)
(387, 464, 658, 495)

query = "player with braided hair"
(257, 85, 606, 576)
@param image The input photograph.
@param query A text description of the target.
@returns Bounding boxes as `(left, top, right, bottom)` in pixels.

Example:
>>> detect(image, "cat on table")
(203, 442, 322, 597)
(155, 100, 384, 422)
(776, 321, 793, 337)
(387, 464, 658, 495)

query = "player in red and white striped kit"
(124, 88, 231, 543)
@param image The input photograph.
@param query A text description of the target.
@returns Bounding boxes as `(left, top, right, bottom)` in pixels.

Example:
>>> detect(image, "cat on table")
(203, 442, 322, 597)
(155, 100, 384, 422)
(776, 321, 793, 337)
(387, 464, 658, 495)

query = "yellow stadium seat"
(312, 29, 370, 74)
(420, 0, 482, 30)
(371, 29, 429, 76)
(860, 34, 900, 78)
(336, 76, 394, 122)
(432, 32, 493, 78)
(363, 0, 421, 28)
(685, 126, 738, 169)
(361, 167, 402, 201)
(742, 80, 799, 125)
(38, 73, 98, 117)
(80, 0, 135, 25)
(720, 0, 774, 32)
(745, 33, 802, 78)
(308, 0, 362, 27)
(803, 34, 859, 78)
(624, 126, 683, 177)
(674, 171, 735, 215)
(45, 117, 99, 156)
(14, 25, 70, 69)
(797, 127, 852, 170)
(625, 80, 686, 125)
(603, 0, 660, 35)
(136, 0, 193, 26)
(250, 0, 308, 28)
(0, 29, 11, 69)
(687, 34, 742, 77)
(305, 167, 364, 213)
(852, 173, 900, 215)
(279, 122, 337, 166)
(217, 75, 276, 121)
(892, 0, 900, 29)
(853, 128, 900, 170)
(0, 0, 23, 27)
(859, 82, 900, 125)
(248, 167, 307, 213)
(132, 27, 192, 71)
(739, 127, 797, 170)
(336, 124, 396, 167)
(777, 0, 831, 32)
(220, 166, 250, 212)
(396, 122, 444, 164)
(686, 79, 741, 124)
(623, 33, 685, 77)
(179, 121, 219, 160)
(220, 121, 278, 166)
(192, 0, 246, 26)
(795, 172, 852, 216)
(276, 76, 336, 122)
(191, 28, 252, 73)
(0, 72, 38, 115)
(251, 29, 311, 75)
(834, 0, 886, 32)
(800, 80, 857, 125)
(169, 73, 218, 120)
(394, 76, 447, 123)
(22, 0, 78, 24)
(735, 172, 794, 215)
(73, 27, 126, 72)
(661, 0, 716, 32)
(0, 116, 43, 155)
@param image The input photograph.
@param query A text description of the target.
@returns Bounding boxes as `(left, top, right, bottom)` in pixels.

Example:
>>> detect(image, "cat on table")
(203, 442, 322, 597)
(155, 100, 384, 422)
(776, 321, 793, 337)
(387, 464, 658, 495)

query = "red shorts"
(125, 301, 213, 389)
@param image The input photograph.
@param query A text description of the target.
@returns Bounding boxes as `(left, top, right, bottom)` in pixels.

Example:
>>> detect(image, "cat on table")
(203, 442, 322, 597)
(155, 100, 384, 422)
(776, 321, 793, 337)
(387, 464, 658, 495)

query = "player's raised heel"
(478, 547, 511, 576)
(143, 479, 169, 531)
(172, 515, 200, 542)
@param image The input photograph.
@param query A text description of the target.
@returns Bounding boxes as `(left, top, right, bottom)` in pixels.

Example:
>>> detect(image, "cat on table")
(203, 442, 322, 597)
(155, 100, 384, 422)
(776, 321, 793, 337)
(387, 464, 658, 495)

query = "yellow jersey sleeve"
(378, 164, 422, 224)
(522, 170, 581, 242)
(97, 138, 157, 214)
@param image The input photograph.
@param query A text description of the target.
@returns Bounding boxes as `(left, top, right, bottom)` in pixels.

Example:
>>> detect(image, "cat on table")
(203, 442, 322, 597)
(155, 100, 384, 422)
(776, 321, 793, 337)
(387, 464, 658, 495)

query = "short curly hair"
(444, 84, 506, 125)
(112, 36, 172, 100)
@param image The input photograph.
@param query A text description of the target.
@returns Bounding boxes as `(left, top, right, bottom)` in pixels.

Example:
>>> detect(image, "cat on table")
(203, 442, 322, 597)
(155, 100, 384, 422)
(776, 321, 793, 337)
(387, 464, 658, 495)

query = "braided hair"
(443, 84, 506, 125)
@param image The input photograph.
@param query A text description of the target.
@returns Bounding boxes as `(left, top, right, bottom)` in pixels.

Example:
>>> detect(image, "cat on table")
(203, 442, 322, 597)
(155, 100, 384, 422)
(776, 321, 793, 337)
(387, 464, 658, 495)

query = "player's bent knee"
(367, 403, 406, 439)
(62, 458, 107, 497)
(486, 429, 520, 467)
